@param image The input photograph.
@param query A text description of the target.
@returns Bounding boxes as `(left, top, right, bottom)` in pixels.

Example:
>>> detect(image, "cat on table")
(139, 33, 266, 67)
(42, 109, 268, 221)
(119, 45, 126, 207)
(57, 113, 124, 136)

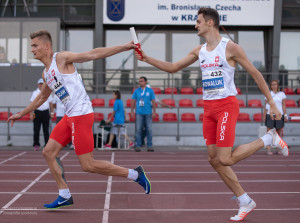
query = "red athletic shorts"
(50, 113, 94, 155)
(203, 96, 239, 147)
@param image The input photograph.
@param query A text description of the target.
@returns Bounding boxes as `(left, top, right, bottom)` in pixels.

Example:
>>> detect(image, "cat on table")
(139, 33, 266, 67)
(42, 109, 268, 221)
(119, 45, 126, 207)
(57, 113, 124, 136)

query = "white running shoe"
(230, 200, 256, 222)
(267, 129, 289, 156)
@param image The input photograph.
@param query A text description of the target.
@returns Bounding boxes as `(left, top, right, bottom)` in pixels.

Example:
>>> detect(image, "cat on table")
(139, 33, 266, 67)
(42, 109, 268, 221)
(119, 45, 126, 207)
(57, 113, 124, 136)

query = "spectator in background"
(104, 90, 134, 148)
(0, 46, 9, 63)
(131, 77, 156, 152)
(52, 95, 73, 149)
(30, 78, 53, 151)
(263, 80, 288, 155)
(140, 84, 172, 147)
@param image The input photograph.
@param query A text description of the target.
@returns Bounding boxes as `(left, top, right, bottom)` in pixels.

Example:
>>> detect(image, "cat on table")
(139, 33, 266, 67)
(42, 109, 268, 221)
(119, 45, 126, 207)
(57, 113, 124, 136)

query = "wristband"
(284, 114, 288, 117)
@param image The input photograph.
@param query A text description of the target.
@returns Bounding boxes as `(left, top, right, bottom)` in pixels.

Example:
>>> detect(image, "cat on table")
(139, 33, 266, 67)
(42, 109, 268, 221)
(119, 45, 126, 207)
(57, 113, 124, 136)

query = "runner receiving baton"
(133, 8, 289, 222)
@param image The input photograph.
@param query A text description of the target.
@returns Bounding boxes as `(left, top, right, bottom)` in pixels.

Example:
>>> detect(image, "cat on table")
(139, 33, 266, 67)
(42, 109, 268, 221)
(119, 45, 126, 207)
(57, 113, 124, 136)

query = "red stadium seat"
(0, 112, 12, 121)
(199, 113, 204, 121)
(179, 99, 193, 107)
(94, 113, 104, 121)
(109, 99, 115, 107)
(238, 99, 246, 107)
(196, 87, 203, 94)
(285, 99, 297, 107)
(283, 88, 295, 95)
(164, 87, 178, 94)
(296, 88, 300, 94)
(289, 113, 300, 122)
(181, 113, 196, 122)
(180, 87, 194, 94)
(129, 113, 135, 122)
(108, 113, 114, 122)
(236, 87, 242, 95)
(248, 99, 262, 107)
(153, 113, 159, 122)
(238, 113, 251, 122)
(163, 113, 178, 122)
(253, 113, 262, 122)
(19, 113, 31, 121)
(196, 99, 204, 107)
(91, 98, 105, 107)
(152, 87, 162, 94)
(126, 99, 133, 107)
(161, 99, 176, 107)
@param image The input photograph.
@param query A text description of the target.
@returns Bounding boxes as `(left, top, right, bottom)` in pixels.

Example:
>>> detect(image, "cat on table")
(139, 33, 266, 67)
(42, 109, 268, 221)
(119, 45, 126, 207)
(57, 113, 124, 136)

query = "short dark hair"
(113, 90, 121, 99)
(30, 30, 52, 45)
(140, 76, 147, 82)
(198, 7, 220, 29)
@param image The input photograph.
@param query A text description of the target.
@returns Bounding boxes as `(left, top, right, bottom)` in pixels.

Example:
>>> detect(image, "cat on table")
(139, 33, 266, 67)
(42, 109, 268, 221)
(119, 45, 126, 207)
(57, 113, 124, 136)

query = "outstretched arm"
(227, 41, 281, 120)
(135, 45, 201, 73)
(7, 75, 52, 126)
(59, 42, 135, 64)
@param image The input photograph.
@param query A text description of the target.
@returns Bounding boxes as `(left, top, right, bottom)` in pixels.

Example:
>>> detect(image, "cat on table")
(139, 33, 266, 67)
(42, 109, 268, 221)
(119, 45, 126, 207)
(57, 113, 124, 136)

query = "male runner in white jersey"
(7, 30, 151, 209)
(134, 7, 289, 222)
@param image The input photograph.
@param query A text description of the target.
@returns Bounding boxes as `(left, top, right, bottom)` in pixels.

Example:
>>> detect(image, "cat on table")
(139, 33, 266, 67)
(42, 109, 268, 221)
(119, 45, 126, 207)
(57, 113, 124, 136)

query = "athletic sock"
(260, 133, 273, 147)
(237, 193, 252, 207)
(59, 188, 71, 199)
(127, 169, 138, 181)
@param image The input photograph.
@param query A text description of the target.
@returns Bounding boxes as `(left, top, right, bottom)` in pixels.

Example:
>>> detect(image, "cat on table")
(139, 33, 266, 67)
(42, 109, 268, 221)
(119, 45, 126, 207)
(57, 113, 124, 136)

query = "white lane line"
(0, 152, 26, 165)
(1, 191, 300, 195)
(102, 152, 115, 223)
(0, 152, 70, 215)
(1, 179, 300, 183)
(1, 208, 300, 212)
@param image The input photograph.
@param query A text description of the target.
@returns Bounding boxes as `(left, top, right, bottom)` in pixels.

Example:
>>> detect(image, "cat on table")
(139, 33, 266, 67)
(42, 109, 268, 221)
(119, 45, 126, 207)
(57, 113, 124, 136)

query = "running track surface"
(0, 150, 300, 223)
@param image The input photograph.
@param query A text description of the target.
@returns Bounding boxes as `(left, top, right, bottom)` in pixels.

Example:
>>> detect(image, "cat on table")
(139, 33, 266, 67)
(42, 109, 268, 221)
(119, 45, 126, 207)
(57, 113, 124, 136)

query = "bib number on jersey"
(54, 82, 71, 103)
(202, 70, 225, 94)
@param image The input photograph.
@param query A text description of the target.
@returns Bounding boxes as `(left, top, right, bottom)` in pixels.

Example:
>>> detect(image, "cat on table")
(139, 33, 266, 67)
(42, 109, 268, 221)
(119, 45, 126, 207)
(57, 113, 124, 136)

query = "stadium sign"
(104, 0, 274, 26)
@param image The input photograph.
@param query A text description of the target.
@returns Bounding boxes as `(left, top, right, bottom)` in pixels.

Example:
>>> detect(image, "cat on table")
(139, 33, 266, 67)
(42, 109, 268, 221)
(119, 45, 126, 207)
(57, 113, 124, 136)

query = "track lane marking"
(0, 152, 70, 215)
(102, 152, 114, 223)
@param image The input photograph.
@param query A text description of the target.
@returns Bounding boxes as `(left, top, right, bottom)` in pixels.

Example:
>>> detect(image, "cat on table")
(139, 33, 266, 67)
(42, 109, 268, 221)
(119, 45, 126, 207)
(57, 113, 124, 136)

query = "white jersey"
(265, 91, 286, 115)
(52, 95, 65, 117)
(44, 53, 93, 117)
(199, 37, 237, 100)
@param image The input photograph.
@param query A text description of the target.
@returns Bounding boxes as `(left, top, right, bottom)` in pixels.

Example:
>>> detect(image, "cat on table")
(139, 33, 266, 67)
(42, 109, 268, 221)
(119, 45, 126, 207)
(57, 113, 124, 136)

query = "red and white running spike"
(230, 200, 256, 222)
(267, 129, 289, 156)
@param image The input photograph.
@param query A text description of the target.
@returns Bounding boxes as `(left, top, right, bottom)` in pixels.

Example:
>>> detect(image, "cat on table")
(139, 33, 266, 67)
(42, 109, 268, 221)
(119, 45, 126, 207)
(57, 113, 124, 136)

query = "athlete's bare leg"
(42, 138, 67, 189)
(207, 145, 245, 197)
(77, 152, 129, 177)
(216, 139, 264, 166)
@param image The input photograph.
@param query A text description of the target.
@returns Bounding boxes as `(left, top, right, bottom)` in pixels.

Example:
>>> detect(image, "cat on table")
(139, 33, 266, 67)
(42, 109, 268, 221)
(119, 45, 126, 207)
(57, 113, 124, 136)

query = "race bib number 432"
(202, 70, 225, 94)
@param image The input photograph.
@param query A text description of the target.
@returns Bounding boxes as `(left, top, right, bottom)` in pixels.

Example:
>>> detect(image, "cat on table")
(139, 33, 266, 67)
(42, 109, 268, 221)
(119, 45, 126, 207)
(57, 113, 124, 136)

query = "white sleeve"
(30, 90, 36, 102)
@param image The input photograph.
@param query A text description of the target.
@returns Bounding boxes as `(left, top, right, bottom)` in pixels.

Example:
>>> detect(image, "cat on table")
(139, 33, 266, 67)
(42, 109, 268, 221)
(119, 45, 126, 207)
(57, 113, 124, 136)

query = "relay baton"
(130, 27, 143, 60)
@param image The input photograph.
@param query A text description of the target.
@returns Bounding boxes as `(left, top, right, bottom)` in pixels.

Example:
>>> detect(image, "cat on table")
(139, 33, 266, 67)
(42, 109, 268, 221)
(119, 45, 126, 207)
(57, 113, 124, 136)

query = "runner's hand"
(134, 45, 146, 61)
(269, 104, 281, 120)
(7, 113, 22, 127)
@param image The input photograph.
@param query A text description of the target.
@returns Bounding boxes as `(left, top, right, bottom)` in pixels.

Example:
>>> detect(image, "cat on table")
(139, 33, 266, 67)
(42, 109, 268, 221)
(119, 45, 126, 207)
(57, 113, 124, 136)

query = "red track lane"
(0, 150, 299, 223)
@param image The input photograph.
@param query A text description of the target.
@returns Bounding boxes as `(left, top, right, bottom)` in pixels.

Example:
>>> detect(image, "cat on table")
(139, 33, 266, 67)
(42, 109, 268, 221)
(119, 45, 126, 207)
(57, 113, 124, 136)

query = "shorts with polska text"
(50, 113, 94, 155)
(203, 96, 239, 147)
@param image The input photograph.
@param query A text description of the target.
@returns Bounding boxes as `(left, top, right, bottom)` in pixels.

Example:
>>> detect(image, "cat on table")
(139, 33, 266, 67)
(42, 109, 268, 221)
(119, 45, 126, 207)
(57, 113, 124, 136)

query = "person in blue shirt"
(105, 90, 134, 148)
(131, 77, 156, 152)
